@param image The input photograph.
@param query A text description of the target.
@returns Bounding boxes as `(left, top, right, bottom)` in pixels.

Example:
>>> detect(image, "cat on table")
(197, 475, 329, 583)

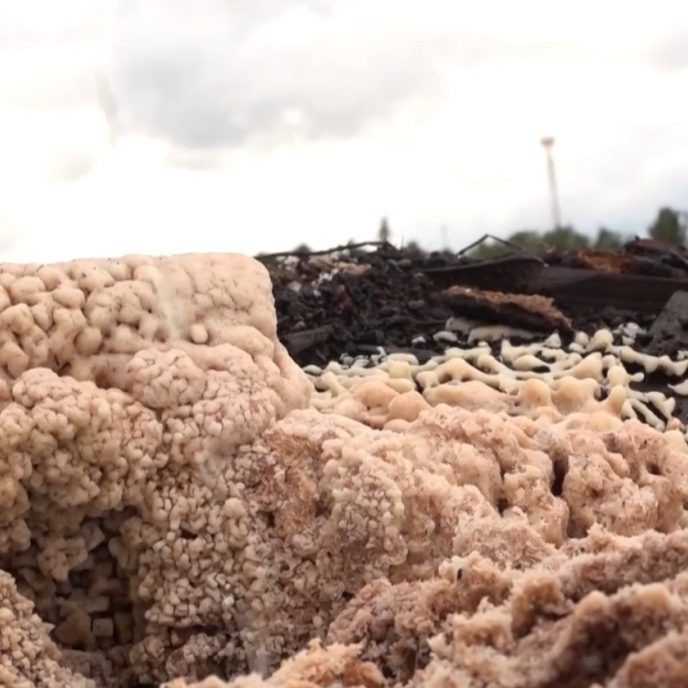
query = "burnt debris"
(260, 238, 688, 367)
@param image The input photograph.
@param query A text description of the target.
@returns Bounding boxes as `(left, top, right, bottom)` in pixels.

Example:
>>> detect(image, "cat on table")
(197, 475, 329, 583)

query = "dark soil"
(264, 245, 455, 366)
(260, 245, 658, 367)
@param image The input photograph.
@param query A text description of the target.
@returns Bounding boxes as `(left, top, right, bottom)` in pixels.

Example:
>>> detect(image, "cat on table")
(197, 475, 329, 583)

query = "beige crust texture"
(1, 253, 687, 688)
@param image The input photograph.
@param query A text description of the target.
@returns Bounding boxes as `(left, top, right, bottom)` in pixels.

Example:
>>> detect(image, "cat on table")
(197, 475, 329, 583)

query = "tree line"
(289, 206, 687, 258)
(463, 206, 687, 260)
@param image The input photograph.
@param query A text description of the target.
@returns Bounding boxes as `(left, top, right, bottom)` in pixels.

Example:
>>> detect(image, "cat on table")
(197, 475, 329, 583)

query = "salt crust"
(0, 254, 686, 688)
(307, 329, 688, 434)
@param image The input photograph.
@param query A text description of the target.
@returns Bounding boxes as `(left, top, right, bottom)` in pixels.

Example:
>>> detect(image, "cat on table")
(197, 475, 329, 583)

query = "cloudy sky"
(1, 1, 687, 262)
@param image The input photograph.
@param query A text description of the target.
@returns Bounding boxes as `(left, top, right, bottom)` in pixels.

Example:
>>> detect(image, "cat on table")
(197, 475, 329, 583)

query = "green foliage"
(648, 207, 686, 246)
(508, 230, 545, 252)
(594, 227, 624, 251)
(405, 240, 423, 256)
(277, 207, 686, 263)
(542, 225, 590, 251)
(467, 225, 628, 260)
(464, 241, 510, 260)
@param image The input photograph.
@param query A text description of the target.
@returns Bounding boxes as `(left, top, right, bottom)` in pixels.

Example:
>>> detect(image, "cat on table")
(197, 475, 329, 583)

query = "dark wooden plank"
(529, 268, 688, 312)
(423, 261, 688, 313)
(283, 325, 334, 354)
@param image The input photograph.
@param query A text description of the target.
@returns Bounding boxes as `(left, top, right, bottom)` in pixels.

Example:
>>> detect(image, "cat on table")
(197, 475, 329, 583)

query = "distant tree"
(293, 243, 311, 255)
(508, 230, 545, 252)
(648, 207, 686, 246)
(541, 225, 590, 251)
(378, 217, 391, 243)
(465, 241, 503, 260)
(405, 240, 424, 256)
(467, 231, 542, 260)
(467, 224, 624, 261)
(594, 227, 624, 251)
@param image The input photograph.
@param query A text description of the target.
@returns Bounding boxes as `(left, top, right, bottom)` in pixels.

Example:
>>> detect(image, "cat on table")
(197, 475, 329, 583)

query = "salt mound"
(0, 254, 686, 688)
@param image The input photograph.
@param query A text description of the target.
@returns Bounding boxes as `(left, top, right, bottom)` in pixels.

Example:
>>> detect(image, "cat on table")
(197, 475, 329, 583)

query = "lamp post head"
(541, 136, 555, 148)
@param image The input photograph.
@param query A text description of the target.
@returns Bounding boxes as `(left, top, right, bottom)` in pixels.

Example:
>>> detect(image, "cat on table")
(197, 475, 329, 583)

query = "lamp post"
(541, 137, 562, 231)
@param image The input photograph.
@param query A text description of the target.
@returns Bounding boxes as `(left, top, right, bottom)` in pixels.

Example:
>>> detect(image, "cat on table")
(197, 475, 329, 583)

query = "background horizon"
(1, 1, 687, 263)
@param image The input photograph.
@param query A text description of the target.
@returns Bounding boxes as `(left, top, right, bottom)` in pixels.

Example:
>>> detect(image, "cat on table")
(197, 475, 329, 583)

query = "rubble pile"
(1, 250, 688, 687)
(264, 241, 688, 425)
(262, 240, 688, 367)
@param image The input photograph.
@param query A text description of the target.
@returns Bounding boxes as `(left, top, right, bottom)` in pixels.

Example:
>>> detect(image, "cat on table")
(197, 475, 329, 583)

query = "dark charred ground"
(260, 244, 668, 367)
(260, 243, 688, 425)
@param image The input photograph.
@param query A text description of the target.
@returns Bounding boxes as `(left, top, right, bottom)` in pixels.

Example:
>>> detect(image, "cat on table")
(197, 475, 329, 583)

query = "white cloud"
(0, 0, 687, 263)
(109, 0, 449, 148)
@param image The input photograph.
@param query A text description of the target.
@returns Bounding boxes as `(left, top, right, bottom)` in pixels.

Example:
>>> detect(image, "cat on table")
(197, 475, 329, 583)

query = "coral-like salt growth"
(1, 253, 687, 688)
(0, 254, 311, 685)
(306, 329, 688, 434)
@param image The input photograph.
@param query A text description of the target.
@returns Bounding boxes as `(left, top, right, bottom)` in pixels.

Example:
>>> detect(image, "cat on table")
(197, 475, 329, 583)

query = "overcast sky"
(1, 1, 687, 262)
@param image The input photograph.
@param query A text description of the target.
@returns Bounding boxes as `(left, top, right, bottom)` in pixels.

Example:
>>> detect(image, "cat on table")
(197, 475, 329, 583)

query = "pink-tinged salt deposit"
(0, 254, 687, 688)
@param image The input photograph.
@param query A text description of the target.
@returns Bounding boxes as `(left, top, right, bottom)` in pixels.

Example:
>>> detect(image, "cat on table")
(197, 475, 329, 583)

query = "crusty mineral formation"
(1, 253, 687, 688)
(0, 254, 311, 685)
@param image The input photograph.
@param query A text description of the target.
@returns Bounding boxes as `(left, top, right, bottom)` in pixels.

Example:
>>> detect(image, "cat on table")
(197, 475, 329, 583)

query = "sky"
(0, 1, 687, 262)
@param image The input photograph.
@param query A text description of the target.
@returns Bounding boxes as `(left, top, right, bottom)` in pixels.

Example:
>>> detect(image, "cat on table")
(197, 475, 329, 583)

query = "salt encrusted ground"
(305, 329, 688, 432)
(1, 253, 687, 688)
